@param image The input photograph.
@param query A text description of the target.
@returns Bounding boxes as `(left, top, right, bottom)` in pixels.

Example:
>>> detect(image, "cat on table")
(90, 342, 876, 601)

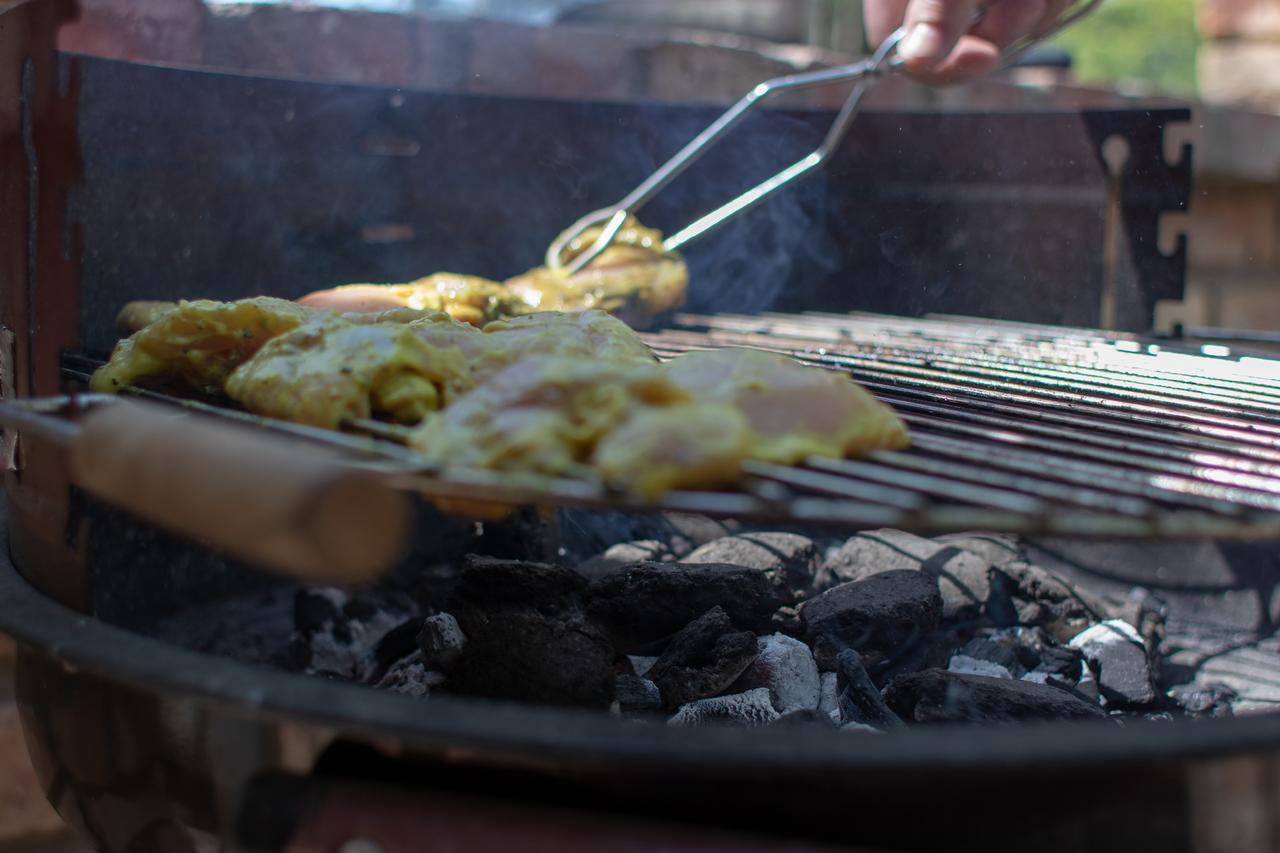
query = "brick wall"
(1200, 0, 1280, 111)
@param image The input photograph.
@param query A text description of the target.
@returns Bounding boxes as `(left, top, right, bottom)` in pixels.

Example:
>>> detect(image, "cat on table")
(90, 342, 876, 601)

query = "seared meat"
(409, 357, 689, 477)
(298, 273, 510, 327)
(662, 348, 911, 463)
(505, 220, 687, 328)
(226, 315, 473, 429)
(90, 297, 313, 395)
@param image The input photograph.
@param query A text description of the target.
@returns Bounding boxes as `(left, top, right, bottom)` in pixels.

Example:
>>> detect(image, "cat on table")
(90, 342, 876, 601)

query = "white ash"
(818, 672, 840, 724)
(668, 688, 780, 727)
(305, 609, 407, 682)
(628, 656, 659, 678)
(948, 654, 1014, 680)
(376, 652, 445, 698)
(840, 722, 884, 735)
(730, 633, 821, 714)
(1069, 620, 1156, 706)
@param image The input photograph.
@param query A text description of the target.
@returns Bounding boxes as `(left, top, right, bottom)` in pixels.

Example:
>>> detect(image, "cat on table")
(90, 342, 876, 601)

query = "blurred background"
(48, 0, 1280, 339)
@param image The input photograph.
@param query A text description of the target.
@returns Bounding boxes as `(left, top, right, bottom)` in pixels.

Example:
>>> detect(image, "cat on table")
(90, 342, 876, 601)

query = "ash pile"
(281, 523, 1260, 729)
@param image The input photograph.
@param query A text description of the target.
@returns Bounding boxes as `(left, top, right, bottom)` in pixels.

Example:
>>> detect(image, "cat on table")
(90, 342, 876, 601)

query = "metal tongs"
(547, 0, 1102, 274)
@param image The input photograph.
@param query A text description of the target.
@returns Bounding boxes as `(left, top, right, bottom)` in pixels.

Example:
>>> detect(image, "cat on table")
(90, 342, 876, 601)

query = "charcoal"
(587, 562, 791, 652)
(772, 708, 834, 728)
(1034, 644, 1084, 681)
(819, 529, 995, 620)
(648, 607, 758, 709)
(416, 613, 466, 673)
(1069, 620, 1157, 706)
(835, 649, 905, 729)
(373, 618, 424, 675)
(990, 561, 1112, 642)
(682, 533, 819, 598)
(771, 605, 804, 638)
(456, 555, 587, 601)
(615, 674, 663, 713)
(448, 558, 615, 708)
(292, 606, 411, 682)
(1169, 683, 1236, 718)
(575, 540, 673, 580)
(293, 588, 345, 633)
(959, 637, 1025, 677)
(1112, 588, 1169, 658)
(932, 532, 1023, 568)
(884, 669, 1109, 724)
(375, 652, 444, 698)
(663, 513, 740, 557)
(948, 655, 1013, 680)
(800, 570, 943, 670)
(730, 633, 821, 714)
(668, 688, 780, 727)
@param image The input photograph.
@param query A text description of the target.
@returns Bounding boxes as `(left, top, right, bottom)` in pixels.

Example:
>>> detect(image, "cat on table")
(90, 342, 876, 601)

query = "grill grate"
(53, 311, 1280, 540)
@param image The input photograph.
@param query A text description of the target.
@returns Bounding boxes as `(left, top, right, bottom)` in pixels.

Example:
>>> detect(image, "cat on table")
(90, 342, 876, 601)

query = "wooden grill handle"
(68, 401, 410, 585)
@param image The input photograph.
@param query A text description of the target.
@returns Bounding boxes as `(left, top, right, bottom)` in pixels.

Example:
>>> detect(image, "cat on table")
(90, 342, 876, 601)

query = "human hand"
(864, 0, 1083, 84)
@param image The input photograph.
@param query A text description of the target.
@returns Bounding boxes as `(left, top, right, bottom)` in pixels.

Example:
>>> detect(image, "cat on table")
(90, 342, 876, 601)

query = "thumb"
(898, 0, 982, 67)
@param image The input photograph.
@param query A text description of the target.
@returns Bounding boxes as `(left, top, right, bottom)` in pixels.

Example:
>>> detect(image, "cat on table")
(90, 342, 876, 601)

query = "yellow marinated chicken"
(409, 357, 691, 477)
(505, 219, 688, 329)
(297, 273, 510, 327)
(594, 404, 753, 500)
(662, 348, 911, 463)
(90, 297, 313, 395)
(226, 314, 473, 429)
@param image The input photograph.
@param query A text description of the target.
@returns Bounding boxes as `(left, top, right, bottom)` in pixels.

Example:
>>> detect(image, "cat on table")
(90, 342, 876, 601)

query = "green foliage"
(1051, 0, 1200, 96)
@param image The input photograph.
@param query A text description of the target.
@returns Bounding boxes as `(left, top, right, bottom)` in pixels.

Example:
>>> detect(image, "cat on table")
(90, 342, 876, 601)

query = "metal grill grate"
(48, 311, 1280, 541)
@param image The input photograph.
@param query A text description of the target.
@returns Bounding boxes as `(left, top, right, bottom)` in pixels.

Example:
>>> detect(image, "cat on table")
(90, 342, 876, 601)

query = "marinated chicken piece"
(226, 315, 472, 429)
(403, 309, 655, 386)
(409, 357, 690, 477)
(505, 220, 688, 328)
(298, 273, 510, 326)
(90, 297, 313, 395)
(594, 404, 753, 500)
(662, 348, 911, 463)
(115, 300, 178, 337)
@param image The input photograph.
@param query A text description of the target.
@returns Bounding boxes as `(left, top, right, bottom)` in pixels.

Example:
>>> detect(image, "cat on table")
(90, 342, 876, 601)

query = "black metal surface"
(67, 54, 1190, 354)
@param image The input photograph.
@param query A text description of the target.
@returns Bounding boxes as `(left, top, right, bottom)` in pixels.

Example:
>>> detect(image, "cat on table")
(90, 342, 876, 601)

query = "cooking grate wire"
(53, 311, 1280, 540)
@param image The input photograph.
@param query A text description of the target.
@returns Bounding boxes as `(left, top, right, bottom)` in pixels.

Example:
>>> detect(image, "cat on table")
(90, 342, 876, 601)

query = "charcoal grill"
(7, 2, 1280, 853)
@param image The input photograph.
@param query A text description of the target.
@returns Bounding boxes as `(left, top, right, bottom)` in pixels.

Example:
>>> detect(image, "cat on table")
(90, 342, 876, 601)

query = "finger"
(907, 34, 1002, 85)
(898, 0, 984, 70)
(971, 0, 1049, 48)
(865, 0, 911, 46)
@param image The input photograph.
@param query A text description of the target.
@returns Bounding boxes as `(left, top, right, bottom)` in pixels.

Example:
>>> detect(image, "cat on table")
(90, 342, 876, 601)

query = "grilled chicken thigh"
(504, 220, 688, 329)
(91, 297, 313, 395)
(226, 315, 473, 429)
(408, 357, 690, 477)
(297, 273, 510, 326)
(662, 348, 911, 462)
